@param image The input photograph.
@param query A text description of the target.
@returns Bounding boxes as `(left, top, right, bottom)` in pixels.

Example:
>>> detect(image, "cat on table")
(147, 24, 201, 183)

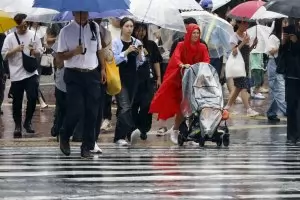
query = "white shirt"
(57, 21, 102, 70)
(266, 34, 280, 58)
(1, 30, 42, 82)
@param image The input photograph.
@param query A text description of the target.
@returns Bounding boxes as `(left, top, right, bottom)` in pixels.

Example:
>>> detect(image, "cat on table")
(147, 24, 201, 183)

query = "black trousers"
(10, 75, 38, 125)
(286, 78, 300, 141)
(62, 68, 101, 150)
(53, 87, 66, 135)
(132, 79, 155, 134)
(0, 73, 6, 110)
(103, 91, 112, 120)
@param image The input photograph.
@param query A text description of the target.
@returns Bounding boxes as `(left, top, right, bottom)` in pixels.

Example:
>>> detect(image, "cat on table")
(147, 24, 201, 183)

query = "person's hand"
(143, 48, 148, 56)
(156, 77, 162, 88)
(290, 34, 298, 43)
(242, 34, 250, 45)
(15, 44, 24, 53)
(232, 47, 238, 56)
(126, 45, 138, 54)
(270, 48, 277, 56)
(73, 45, 83, 56)
(101, 68, 107, 84)
(180, 64, 190, 68)
(282, 33, 289, 45)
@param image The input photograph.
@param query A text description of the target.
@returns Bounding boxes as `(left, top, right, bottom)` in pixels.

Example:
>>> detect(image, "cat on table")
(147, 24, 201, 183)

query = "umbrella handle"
(78, 38, 87, 55)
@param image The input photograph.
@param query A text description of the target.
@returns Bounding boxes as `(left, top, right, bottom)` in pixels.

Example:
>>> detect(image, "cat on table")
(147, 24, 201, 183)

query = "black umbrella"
(264, 0, 300, 18)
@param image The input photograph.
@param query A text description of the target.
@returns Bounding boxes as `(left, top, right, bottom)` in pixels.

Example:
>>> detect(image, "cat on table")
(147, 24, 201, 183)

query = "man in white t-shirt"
(1, 14, 42, 137)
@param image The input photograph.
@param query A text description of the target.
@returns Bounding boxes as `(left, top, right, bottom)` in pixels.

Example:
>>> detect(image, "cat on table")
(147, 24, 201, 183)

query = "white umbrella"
(251, 6, 287, 20)
(182, 11, 234, 58)
(247, 24, 272, 54)
(129, 0, 203, 32)
(0, 0, 59, 22)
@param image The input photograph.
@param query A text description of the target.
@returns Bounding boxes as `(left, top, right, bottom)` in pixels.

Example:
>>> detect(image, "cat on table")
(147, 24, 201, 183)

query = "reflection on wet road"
(1, 143, 300, 199)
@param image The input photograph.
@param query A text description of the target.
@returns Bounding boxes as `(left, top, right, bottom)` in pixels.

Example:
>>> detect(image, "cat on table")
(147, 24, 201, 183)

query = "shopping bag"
(225, 50, 246, 78)
(106, 59, 121, 96)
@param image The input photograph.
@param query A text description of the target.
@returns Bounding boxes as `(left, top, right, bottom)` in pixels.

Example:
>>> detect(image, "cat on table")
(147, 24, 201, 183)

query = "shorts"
(233, 77, 249, 89)
(251, 69, 264, 87)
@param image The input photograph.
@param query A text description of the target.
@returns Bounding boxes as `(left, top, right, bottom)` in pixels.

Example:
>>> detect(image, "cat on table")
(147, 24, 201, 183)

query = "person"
(130, 23, 163, 144)
(150, 24, 210, 144)
(0, 33, 9, 115)
(224, 20, 259, 117)
(1, 14, 42, 137)
(57, 11, 106, 158)
(266, 19, 286, 123)
(279, 20, 300, 143)
(112, 17, 145, 146)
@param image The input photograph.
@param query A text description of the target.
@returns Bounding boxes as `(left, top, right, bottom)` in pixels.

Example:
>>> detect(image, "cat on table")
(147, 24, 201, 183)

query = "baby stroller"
(178, 63, 229, 147)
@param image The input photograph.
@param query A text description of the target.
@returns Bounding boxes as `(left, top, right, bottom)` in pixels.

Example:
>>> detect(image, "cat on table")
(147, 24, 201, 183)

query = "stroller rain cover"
(181, 63, 224, 137)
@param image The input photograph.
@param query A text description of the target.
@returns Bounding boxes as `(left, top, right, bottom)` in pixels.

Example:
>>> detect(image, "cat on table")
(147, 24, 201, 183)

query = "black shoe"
(13, 125, 22, 138)
(140, 132, 147, 140)
(268, 116, 280, 123)
(59, 135, 70, 156)
(72, 137, 82, 142)
(51, 126, 58, 137)
(81, 147, 93, 158)
(0, 110, 3, 115)
(23, 122, 35, 133)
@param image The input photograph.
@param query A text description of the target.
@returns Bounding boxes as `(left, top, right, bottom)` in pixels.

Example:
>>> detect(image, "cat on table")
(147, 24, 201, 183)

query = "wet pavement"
(1, 76, 299, 199)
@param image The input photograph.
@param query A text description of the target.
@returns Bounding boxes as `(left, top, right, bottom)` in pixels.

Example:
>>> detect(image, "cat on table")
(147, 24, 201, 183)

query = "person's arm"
(57, 29, 81, 61)
(1, 35, 23, 60)
(112, 39, 135, 65)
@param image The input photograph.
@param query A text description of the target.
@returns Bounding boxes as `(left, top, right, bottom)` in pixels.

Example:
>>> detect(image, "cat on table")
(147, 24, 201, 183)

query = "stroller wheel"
(178, 134, 184, 146)
(198, 136, 205, 147)
(223, 134, 230, 147)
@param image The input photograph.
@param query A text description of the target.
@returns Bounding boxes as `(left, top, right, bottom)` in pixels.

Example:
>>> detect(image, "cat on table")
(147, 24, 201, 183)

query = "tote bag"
(225, 50, 246, 78)
(106, 59, 121, 96)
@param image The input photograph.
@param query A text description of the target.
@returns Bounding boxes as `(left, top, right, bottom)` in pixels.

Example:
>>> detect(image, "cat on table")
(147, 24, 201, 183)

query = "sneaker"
(169, 128, 180, 145)
(115, 139, 128, 146)
(90, 142, 102, 154)
(235, 96, 243, 104)
(156, 127, 168, 136)
(130, 129, 141, 146)
(268, 116, 280, 123)
(247, 108, 259, 117)
(259, 88, 269, 93)
(252, 93, 265, 100)
(101, 119, 112, 131)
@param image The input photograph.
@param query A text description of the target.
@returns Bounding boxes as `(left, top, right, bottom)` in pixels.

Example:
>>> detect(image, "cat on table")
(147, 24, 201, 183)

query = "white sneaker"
(130, 129, 141, 146)
(252, 93, 265, 100)
(169, 129, 180, 145)
(156, 127, 168, 136)
(90, 142, 102, 154)
(40, 100, 48, 109)
(235, 96, 243, 104)
(101, 119, 112, 131)
(115, 139, 128, 146)
(247, 108, 259, 117)
(259, 88, 269, 93)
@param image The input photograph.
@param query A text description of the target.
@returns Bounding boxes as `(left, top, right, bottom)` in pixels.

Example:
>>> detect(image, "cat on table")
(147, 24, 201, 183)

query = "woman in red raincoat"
(149, 24, 210, 144)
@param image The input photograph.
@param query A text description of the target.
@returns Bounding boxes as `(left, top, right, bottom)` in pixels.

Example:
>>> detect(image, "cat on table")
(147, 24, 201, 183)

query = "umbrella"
(200, 0, 231, 11)
(33, 0, 130, 12)
(247, 24, 272, 53)
(52, 10, 131, 22)
(129, 0, 203, 32)
(251, 6, 287, 20)
(264, 0, 300, 18)
(182, 11, 234, 58)
(0, 10, 17, 33)
(0, 0, 59, 22)
(227, 0, 265, 21)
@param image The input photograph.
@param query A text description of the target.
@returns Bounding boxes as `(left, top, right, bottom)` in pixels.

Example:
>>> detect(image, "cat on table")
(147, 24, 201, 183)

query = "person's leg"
(10, 80, 25, 136)
(0, 74, 6, 114)
(24, 75, 39, 133)
(286, 79, 298, 142)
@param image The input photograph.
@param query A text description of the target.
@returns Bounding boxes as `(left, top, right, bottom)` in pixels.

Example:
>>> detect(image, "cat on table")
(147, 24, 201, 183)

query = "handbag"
(225, 49, 246, 78)
(40, 53, 53, 76)
(14, 32, 38, 73)
(106, 59, 121, 96)
(275, 52, 286, 75)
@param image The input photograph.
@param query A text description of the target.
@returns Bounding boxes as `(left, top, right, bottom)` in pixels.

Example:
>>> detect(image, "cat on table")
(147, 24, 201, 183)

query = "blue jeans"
(266, 58, 287, 117)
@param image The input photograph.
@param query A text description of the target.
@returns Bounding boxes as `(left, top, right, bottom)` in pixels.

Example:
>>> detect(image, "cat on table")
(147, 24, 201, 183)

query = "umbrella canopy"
(0, 10, 17, 33)
(251, 6, 287, 20)
(129, 0, 203, 32)
(182, 11, 234, 58)
(227, 0, 265, 21)
(264, 0, 300, 18)
(33, 0, 130, 12)
(247, 24, 272, 53)
(0, 0, 59, 22)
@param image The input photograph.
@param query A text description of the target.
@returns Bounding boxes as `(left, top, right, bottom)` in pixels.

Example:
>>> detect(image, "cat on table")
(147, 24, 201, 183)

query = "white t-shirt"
(1, 30, 42, 82)
(266, 34, 280, 58)
(57, 21, 102, 70)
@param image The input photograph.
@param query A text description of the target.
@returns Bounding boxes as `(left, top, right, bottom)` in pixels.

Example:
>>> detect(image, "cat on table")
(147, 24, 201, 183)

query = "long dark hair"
(132, 23, 148, 45)
(119, 17, 135, 36)
(271, 18, 283, 40)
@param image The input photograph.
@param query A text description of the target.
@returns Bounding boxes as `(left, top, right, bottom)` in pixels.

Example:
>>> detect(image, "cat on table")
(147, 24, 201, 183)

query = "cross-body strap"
(14, 32, 21, 45)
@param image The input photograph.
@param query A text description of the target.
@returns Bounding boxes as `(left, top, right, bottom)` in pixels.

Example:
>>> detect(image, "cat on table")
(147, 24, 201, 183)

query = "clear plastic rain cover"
(181, 63, 224, 137)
